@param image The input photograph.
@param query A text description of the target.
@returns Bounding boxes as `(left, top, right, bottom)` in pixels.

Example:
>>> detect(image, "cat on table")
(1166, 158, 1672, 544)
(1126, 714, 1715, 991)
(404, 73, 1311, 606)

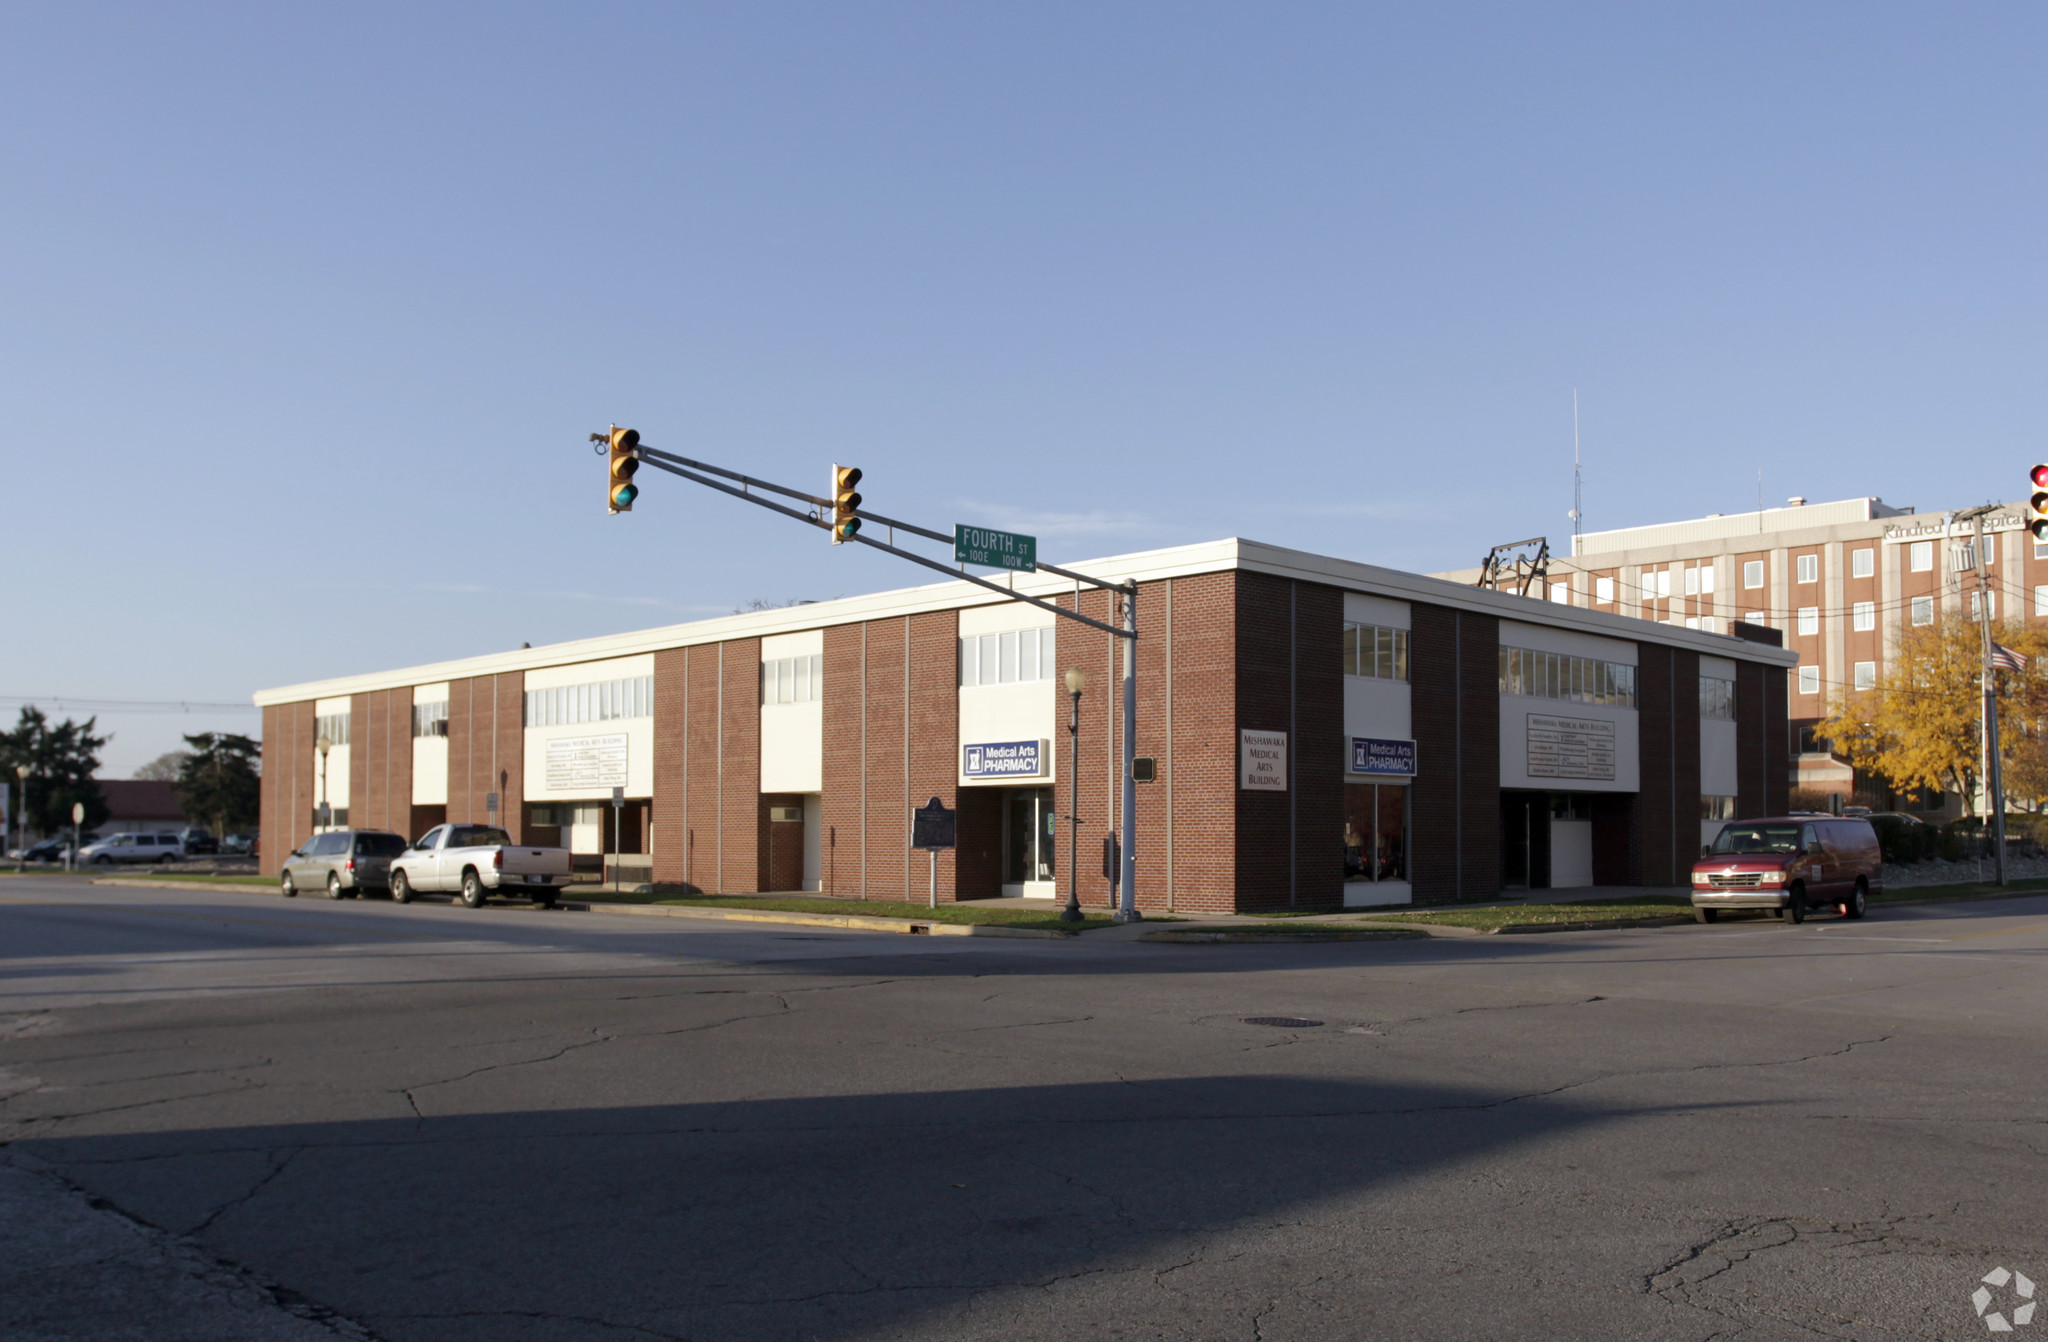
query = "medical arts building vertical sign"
(1239, 730, 1287, 791)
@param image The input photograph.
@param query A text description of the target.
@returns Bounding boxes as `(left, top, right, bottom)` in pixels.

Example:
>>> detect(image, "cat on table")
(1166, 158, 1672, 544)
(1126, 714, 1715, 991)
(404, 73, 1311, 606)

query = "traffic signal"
(608, 427, 640, 514)
(2030, 464, 2048, 541)
(831, 464, 862, 543)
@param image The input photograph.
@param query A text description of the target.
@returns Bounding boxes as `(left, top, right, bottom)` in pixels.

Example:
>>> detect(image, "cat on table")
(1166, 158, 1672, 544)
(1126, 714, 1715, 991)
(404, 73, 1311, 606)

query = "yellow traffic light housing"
(608, 427, 640, 514)
(2030, 464, 2048, 542)
(831, 464, 862, 543)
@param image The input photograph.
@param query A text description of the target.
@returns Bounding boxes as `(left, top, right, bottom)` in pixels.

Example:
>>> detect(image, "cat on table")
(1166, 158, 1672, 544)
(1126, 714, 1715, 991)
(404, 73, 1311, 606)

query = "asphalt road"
(5, 873, 2048, 1341)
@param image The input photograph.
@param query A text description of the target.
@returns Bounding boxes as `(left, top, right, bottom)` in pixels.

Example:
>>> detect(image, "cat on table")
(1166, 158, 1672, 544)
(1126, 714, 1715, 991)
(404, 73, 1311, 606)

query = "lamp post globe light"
(315, 735, 333, 832)
(1062, 667, 1086, 924)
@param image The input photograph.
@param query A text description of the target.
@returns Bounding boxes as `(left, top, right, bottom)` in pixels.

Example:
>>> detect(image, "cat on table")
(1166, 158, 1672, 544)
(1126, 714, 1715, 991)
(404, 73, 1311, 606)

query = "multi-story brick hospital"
(254, 539, 1796, 910)
(1438, 495, 2033, 809)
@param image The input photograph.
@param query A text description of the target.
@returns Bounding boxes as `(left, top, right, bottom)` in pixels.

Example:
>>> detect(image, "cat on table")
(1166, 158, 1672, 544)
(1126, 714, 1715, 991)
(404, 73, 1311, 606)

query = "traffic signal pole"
(622, 437, 1144, 921)
(1955, 505, 2007, 885)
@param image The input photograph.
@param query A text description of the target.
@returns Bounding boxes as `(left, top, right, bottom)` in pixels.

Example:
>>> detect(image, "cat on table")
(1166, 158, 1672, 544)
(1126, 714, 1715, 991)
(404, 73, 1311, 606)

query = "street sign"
(954, 524, 1037, 572)
(911, 796, 956, 851)
(485, 791, 499, 814)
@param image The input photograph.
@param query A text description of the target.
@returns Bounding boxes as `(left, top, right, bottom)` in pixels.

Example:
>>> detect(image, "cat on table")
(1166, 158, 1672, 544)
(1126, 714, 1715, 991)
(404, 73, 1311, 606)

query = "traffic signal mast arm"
(629, 441, 1133, 638)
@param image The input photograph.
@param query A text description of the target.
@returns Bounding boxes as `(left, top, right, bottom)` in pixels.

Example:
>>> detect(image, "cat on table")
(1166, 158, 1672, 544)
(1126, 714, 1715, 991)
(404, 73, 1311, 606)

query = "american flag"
(1992, 643, 2029, 672)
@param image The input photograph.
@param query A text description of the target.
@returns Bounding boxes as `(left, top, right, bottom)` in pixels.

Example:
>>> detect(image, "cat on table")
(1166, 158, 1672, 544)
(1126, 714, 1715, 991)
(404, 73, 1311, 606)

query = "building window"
(1851, 548, 1874, 579)
(1797, 666, 1820, 695)
(761, 655, 824, 705)
(1853, 661, 1876, 690)
(314, 712, 351, 745)
(960, 625, 1056, 687)
(1684, 616, 1700, 630)
(1702, 795, 1736, 821)
(1969, 590, 1995, 621)
(1344, 623, 1410, 680)
(1700, 616, 1719, 633)
(1700, 565, 1715, 594)
(1700, 675, 1735, 720)
(523, 675, 655, 727)
(1550, 581, 1570, 604)
(2036, 585, 2048, 617)
(1497, 646, 1636, 708)
(1743, 560, 1764, 589)
(1745, 612, 1766, 626)
(1657, 569, 1673, 598)
(1796, 554, 1819, 584)
(1909, 541, 1933, 572)
(1595, 576, 1613, 604)
(1797, 607, 1819, 636)
(2037, 541, 2048, 561)
(1910, 596, 1934, 626)
(1852, 601, 1875, 632)
(1343, 783, 1408, 884)
(1684, 567, 1700, 597)
(411, 701, 448, 738)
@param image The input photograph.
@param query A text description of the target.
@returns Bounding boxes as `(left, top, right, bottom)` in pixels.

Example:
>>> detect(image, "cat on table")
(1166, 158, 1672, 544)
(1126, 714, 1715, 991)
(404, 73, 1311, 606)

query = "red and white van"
(1690, 816, 1883, 924)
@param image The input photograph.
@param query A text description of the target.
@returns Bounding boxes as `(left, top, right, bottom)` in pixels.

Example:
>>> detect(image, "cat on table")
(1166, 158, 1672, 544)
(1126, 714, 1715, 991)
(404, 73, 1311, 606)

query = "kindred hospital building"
(254, 538, 1797, 911)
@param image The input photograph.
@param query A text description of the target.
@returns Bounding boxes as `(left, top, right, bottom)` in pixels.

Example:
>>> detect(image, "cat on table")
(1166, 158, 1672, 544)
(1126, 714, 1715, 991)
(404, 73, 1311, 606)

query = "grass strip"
(1364, 896, 1693, 932)
(1149, 923, 1429, 939)
(585, 891, 1127, 932)
(90, 871, 277, 886)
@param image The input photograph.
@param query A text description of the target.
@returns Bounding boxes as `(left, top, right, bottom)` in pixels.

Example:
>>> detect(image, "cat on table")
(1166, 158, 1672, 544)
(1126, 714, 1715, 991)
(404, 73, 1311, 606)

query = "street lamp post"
(12, 764, 26, 873)
(1062, 667, 1086, 924)
(316, 735, 333, 832)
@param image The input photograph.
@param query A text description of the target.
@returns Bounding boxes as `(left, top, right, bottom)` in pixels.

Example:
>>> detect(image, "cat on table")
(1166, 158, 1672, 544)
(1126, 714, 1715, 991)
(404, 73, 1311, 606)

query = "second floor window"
(1700, 675, 1735, 720)
(762, 655, 823, 704)
(960, 626, 1056, 687)
(314, 712, 351, 745)
(1498, 646, 1636, 708)
(1343, 623, 1409, 680)
(411, 702, 448, 737)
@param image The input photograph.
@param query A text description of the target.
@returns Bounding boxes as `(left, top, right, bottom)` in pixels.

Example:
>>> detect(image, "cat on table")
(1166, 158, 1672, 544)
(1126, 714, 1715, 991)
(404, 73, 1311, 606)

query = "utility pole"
(1953, 504, 2006, 885)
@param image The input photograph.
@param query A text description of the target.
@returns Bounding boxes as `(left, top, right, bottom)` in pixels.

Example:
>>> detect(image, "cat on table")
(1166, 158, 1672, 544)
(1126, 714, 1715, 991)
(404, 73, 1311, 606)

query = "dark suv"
(280, 830, 409, 899)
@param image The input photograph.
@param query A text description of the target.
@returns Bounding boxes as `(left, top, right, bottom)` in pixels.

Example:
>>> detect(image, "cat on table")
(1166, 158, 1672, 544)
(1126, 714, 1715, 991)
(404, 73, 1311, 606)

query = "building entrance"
(1001, 786, 1056, 898)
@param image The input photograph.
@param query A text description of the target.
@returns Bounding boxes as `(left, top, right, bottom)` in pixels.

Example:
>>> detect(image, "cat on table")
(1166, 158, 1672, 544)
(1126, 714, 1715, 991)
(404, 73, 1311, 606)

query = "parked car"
(11, 837, 74, 864)
(179, 827, 219, 856)
(278, 830, 408, 899)
(388, 824, 574, 908)
(78, 832, 186, 865)
(1691, 816, 1882, 924)
(220, 832, 258, 855)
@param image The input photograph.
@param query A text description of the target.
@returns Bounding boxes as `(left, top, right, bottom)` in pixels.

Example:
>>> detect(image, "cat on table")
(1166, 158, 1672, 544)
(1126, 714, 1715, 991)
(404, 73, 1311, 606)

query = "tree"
(134, 750, 193, 781)
(0, 707, 111, 835)
(1814, 617, 2048, 816)
(175, 733, 261, 839)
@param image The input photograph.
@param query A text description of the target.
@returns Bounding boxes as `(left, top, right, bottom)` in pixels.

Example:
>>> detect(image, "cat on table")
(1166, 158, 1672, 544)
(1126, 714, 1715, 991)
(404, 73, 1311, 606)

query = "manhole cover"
(1242, 1016, 1324, 1028)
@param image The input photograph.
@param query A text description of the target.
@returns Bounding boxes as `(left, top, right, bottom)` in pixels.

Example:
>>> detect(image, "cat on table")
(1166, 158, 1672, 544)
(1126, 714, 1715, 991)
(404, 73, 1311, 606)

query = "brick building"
(1437, 496, 2031, 811)
(254, 539, 1795, 910)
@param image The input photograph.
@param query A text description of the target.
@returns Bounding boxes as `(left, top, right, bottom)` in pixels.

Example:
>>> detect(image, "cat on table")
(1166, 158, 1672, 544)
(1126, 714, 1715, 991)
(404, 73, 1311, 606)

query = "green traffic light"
(612, 483, 638, 509)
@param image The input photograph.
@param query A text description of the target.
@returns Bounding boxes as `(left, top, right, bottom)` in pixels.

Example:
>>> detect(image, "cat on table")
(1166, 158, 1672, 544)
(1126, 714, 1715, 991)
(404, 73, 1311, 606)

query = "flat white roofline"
(254, 537, 1796, 706)
(1571, 496, 1913, 557)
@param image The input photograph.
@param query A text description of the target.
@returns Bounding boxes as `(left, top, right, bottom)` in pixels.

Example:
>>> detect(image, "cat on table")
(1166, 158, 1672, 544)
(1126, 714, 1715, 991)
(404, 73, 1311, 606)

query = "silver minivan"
(280, 830, 408, 899)
(80, 832, 185, 865)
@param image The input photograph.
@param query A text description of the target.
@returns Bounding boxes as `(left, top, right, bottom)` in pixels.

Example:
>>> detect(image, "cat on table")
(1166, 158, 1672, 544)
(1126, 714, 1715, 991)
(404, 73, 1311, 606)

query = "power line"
(0, 696, 256, 715)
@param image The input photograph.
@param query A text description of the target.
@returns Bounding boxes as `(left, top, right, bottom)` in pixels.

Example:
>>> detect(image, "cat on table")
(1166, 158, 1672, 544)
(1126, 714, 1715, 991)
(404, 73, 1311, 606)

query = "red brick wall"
(861, 618, 910, 900)
(1161, 573, 1238, 913)
(651, 648, 690, 886)
(820, 624, 863, 896)
(348, 688, 415, 839)
(719, 639, 761, 892)
(908, 611, 964, 901)
(1232, 573, 1344, 910)
(1409, 604, 1500, 904)
(258, 700, 315, 876)
(443, 673, 525, 836)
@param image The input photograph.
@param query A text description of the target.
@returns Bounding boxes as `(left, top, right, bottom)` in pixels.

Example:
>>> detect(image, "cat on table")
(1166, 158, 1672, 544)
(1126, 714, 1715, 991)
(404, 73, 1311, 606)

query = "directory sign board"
(1350, 737, 1417, 777)
(1526, 714, 1616, 781)
(912, 797, 957, 850)
(546, 733, 629, 790)
(963, 740, 1046, 779)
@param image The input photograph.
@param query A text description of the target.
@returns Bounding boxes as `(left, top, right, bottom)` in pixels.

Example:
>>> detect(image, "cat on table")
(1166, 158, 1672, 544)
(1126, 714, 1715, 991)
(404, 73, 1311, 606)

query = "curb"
(1139, 927, 1432, 944)
(562, 901, 1074, 938)
(92, 878, 282, 895)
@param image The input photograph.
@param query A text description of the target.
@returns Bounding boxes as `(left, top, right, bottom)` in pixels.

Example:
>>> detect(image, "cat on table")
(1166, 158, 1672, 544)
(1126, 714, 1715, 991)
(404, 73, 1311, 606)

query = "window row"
(523, 676, 654, 727)
(314, 712, 351, 746)
(1699, 676, 1735, 720)
(763, 655, 824, 705)
(412, 701, 448, 738)
(1497, 646, 1637, 708)
(960, 625, 1058, 687)
(1342, 622, 1410, 681)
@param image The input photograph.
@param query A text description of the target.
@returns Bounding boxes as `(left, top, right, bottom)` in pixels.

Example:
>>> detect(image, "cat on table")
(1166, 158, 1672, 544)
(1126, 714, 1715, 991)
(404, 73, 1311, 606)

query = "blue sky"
(3, 3, 2042, 774)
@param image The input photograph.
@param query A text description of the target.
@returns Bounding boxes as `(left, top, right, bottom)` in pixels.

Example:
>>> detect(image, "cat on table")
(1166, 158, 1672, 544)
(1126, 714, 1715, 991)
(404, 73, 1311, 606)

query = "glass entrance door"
(1002, 787, 1056, 896)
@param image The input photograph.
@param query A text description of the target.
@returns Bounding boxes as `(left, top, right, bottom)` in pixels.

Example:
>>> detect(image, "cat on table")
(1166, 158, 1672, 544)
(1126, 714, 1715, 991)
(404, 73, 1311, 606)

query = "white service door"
(1550, 819, 1594, 889)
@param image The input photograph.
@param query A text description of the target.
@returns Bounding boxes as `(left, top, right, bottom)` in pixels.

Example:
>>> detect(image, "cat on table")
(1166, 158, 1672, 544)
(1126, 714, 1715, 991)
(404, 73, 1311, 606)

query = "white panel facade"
(1498, 619, 1638, 665)
(1342, 592, 1411, 629)
(1701, 720, 1738, 798)
(761, 630, 825, 795)
(1498, 697, 1641, 793)
(525, 719, 655, 801)
(523, 653, 655, 691)
(410, 683, 449, 806)
(1343, 678, 1412, 765)
(958, 683, 1056, 785)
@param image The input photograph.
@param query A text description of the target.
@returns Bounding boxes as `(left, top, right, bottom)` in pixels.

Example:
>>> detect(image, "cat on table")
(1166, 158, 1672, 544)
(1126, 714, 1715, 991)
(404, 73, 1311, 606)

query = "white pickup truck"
(388, 824, 575, 909)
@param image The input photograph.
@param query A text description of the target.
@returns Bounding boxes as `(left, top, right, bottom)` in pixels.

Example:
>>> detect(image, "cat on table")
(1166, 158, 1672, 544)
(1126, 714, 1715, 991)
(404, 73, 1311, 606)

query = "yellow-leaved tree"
(1814, 616, 2048, 816)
